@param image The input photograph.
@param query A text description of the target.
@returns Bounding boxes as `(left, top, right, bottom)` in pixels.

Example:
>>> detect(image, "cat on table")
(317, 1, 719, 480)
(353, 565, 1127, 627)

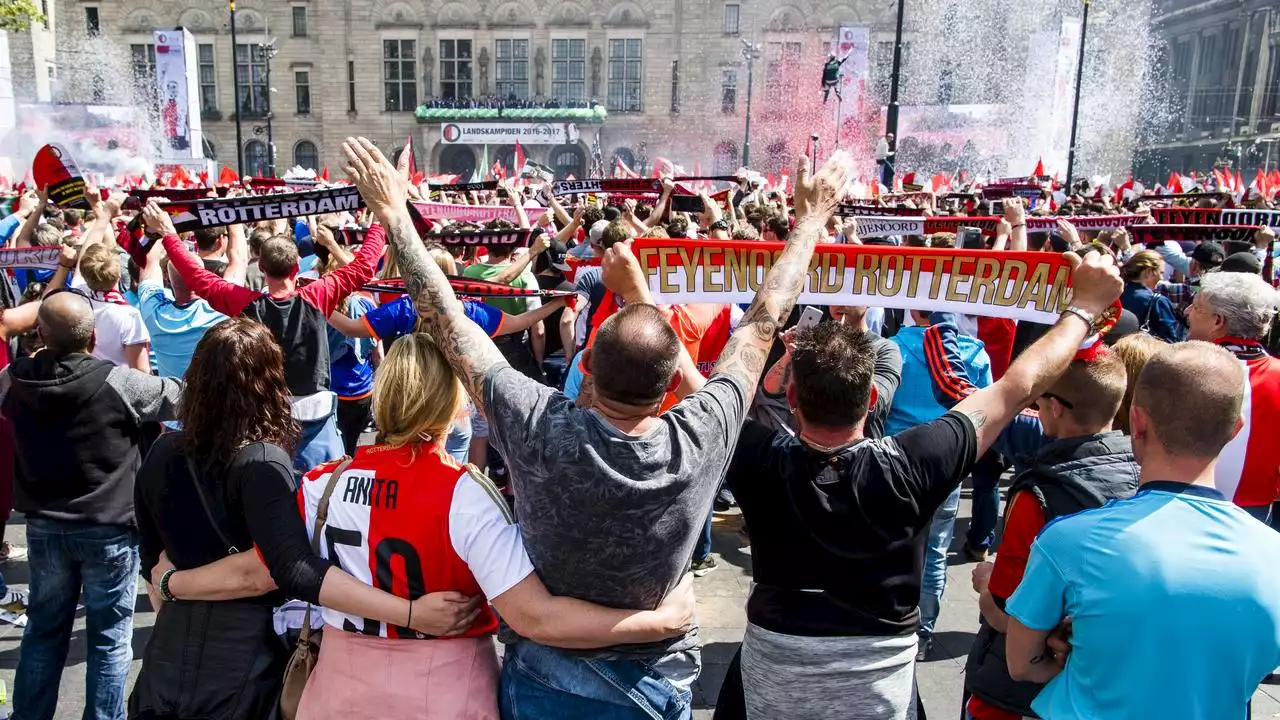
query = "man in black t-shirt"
(712, 252, 1125, 720)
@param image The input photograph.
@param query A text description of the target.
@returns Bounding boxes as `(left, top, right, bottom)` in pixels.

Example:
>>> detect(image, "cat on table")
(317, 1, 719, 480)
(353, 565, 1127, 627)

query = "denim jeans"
(919, 485, 962, 638)
(693, 510, 713, 565)
(16, 518, 139, 720)
(967, 454, 1003, 552)
(500, 640, 696, 720)
(293, 403, 345, 475)
(446, 416, 473, 465)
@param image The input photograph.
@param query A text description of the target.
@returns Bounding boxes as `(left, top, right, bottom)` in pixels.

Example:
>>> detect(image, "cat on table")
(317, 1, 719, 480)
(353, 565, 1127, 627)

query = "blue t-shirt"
(362, 296, 503, 346)
(137, 280, 228, 378)
(1006, 482, 1280, 720)
(327, 296, 377, 399)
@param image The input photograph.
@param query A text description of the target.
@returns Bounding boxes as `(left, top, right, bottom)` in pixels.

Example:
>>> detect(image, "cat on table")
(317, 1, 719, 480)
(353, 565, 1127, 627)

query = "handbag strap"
(311, 457, 356, 555)
(184, 454, 239, 555)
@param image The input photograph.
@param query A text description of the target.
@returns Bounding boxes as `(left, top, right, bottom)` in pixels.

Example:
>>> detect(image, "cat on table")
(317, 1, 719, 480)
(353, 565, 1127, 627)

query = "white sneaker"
(0, 608, 26, 627)
(0, 589, 27, 613)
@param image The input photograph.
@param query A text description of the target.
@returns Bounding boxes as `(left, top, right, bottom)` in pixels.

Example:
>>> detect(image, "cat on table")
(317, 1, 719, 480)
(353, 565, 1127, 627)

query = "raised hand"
(793, 150, 852, 223)
(141, 201, 178, 238)
(342, 137, 409, 223)
(1064, 249, 1123, 316)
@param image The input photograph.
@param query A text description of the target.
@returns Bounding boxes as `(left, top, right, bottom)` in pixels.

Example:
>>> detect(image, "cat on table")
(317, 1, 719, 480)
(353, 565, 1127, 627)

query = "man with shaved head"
(1004, 342, 1280, 720)
(0, 289, 183, 719)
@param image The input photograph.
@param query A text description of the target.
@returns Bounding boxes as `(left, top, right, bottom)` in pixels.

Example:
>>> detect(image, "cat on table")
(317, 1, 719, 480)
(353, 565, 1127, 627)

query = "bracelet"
(1011, 223, 1026, 229)
(406, 601, 413, 629)
(159, 567, 177, 602)
(1060, 305, 1095, 330)
(58, 262, 75, 269)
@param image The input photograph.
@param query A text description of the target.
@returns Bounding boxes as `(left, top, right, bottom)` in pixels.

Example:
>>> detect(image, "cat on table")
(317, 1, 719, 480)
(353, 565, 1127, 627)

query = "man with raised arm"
(341, 135, 850, 719)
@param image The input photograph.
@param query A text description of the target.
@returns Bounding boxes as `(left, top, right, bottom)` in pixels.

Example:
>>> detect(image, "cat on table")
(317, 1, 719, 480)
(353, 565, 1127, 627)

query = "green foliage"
(0, 0, 45, 33)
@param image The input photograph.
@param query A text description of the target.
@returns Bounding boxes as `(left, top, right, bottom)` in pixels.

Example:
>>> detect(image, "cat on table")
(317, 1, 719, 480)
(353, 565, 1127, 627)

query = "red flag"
(804, 136, 813, 158)
(514, 141, 526, 174)
(198, 170, 209, 187)
(320, 166, 329, 183)
(218, 166, 238, 186)
(902, 172, 916, 186)
(173, 165, 193, 187)
(410, 171, 424, 185)
(1235, 170, 1245, 193)
(1033, 158, 1045, 177)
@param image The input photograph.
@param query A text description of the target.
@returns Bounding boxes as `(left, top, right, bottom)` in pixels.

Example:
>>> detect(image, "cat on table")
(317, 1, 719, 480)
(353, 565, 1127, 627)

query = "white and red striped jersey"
(298, 443, 534, 638)
(1213, 339, 1280, 508)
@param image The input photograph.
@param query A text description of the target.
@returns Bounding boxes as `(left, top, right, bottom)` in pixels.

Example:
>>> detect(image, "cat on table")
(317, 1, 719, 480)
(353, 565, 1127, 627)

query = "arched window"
(713, 140, 739, 175)
(439, 145, 477, 180)
(244, 140, 270, 177)
(294, 140, 319, 170)
(552, 145, 585, 179)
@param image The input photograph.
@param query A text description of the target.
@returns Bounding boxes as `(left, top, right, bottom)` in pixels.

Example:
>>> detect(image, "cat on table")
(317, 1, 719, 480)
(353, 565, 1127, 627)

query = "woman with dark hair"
(1119, 250, 1183, 343)
(129, 318, 481, 720)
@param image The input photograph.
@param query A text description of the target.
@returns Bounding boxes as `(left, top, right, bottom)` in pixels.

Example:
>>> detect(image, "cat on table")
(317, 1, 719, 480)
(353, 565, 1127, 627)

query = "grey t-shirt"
(484, 364, 748, 656)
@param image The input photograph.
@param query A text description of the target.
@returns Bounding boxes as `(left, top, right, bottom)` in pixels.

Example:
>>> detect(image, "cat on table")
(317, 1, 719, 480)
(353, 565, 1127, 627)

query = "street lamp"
(229, 1, 244, 175)
(882, 0, 907, 185)
(259, 37, 278, 177)
(1065, 0, 1091, 189)
(741, 39, 762, 168)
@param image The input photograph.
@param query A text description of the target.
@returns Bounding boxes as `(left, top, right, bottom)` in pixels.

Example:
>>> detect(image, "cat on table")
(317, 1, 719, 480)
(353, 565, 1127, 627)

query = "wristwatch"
(1061, 305, 1096, 329)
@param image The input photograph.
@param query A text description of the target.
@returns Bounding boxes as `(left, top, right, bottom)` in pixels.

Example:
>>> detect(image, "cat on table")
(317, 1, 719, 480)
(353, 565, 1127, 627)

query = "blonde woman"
(1119, 250, 1183, 342)
(295, 333, 693, 719)
(1110, 333, 1164, 434)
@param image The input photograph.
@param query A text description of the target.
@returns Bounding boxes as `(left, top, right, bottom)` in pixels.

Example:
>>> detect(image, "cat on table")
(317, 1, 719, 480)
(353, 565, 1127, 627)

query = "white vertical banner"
(1049, 17, 1082, 176)
(832, 27, 870, 146)
(154, 28, 203, 161)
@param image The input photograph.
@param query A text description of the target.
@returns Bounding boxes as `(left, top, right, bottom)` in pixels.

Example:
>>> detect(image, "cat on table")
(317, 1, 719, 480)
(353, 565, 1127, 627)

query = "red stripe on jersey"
(1228, 355, 1280, 506)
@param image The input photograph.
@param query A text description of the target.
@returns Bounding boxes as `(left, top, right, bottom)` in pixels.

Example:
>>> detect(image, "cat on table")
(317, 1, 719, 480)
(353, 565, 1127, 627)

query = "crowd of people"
(0, 137, 1275, 720)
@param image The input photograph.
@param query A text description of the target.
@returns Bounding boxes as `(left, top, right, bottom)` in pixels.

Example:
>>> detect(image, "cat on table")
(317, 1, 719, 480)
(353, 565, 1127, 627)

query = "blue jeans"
(293, 403, 344, 474)
(967, 457, 1002, 552)
(500, 640, 695, 720)
(919, 485, 961, 637)
(446, 416, 473, 465)
(16, 519, 139, 720)
(693, 510, 713, 564)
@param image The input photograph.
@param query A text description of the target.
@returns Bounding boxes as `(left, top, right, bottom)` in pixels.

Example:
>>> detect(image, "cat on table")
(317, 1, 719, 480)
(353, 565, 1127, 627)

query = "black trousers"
(336, 396, 373, 457)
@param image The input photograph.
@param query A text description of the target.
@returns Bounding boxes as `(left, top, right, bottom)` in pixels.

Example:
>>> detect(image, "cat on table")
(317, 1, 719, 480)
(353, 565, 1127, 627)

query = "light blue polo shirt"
(138, 280, 228, 378)
(1007, 482, 1280, 720)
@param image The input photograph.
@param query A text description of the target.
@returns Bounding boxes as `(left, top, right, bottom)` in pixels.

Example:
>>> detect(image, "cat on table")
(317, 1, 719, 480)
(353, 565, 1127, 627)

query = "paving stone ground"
(1, 482, 1277, 718)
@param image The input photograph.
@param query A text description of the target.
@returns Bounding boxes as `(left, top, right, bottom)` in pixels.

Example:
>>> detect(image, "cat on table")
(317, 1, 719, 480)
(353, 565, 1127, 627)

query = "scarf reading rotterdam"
(632, 238, 1075, 323)
(159, 186, 365, 232)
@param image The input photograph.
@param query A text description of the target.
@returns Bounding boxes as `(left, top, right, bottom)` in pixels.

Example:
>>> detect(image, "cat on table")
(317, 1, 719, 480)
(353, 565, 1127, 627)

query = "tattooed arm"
(710, 153, 851, 408)
(342, 137, 508, 406)
(950, 252, 1123, 456)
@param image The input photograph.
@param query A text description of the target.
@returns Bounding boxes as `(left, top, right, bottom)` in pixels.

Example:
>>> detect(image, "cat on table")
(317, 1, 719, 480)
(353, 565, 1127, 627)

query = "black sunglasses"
(1034, 392, 1075, 410)
(43, 287, 93, 303)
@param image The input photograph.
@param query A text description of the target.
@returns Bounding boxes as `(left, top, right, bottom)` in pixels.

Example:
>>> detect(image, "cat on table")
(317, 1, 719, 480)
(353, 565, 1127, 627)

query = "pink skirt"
(296, 629, 500, 720)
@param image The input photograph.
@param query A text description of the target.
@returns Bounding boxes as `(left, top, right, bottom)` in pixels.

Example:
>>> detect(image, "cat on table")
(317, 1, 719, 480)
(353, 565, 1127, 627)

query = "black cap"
(1190, 242, 1225, 268)
(1221, 251, 1262, 275)
(547, 238, 571, 272)
(1104, 308, 1141, 346)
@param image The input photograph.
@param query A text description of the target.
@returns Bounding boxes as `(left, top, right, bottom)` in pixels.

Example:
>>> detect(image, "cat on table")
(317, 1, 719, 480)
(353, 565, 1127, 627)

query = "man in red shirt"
(141, 202, 386, 470)
(1185, 271, 1280, 524)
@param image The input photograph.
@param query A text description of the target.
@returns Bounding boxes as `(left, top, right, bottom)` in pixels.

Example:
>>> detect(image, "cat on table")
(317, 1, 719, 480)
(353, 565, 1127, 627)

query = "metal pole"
(743, 54, 755, 167)
(883, 0, 907, 185)
(834, 89, 844, 149)
(265, 44, 275, 177)
(1065, 0, 1090, 189)
(230, 1, 244, 175)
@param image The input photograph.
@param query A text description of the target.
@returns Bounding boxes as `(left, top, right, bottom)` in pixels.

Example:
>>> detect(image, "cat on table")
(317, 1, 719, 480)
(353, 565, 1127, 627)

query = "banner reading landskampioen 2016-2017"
(634, 239, 1075, 324)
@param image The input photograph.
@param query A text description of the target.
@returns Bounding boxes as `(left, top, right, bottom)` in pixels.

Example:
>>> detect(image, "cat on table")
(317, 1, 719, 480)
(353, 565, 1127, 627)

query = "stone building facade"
(1141, 0, 1280, 175)
(49, 0, 903, 178)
